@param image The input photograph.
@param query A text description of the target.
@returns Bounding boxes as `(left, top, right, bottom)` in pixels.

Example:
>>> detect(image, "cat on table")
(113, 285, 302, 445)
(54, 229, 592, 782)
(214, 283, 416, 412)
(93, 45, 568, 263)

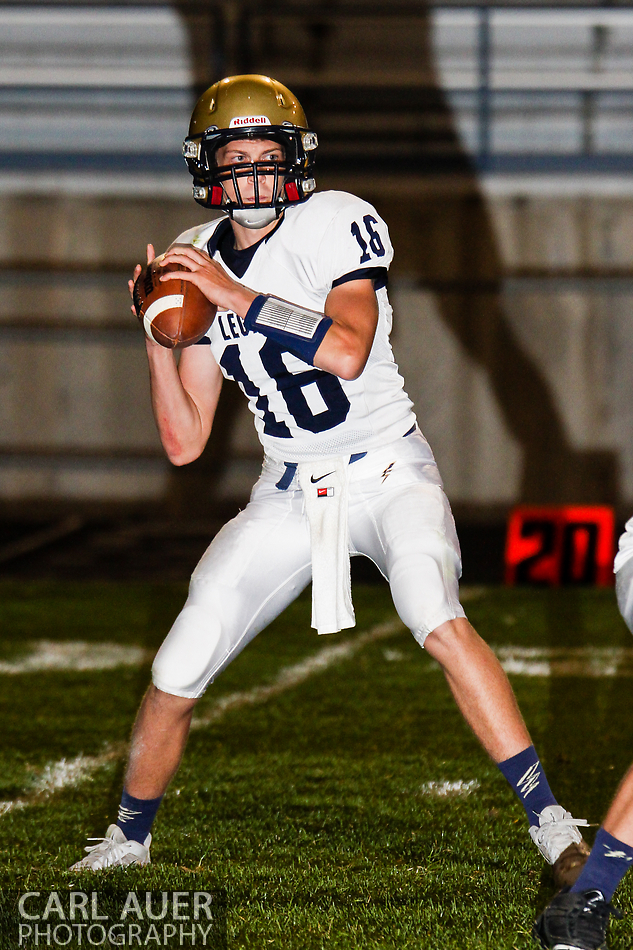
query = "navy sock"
(497, 745, 557, 827)
(570, 828, 633, 901)
(116, 789, 163, 844)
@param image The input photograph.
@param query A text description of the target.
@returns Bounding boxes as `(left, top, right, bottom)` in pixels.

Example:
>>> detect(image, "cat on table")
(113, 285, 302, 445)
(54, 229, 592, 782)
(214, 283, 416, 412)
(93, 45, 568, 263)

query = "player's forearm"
(312, 323, 372, 380)
(242, 281, 378, 381)
(318, 283, 378, 378)
(145, 342, 210, 465)
(241, 294, 373, 380)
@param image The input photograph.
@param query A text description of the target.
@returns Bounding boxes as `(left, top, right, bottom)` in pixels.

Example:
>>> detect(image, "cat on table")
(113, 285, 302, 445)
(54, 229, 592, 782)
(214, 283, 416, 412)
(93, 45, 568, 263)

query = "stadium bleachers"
(434, 8, 633, 169)
(0, 4, 192, 177)
(2, 2, 633, 519)
(1, 3, 633, 175)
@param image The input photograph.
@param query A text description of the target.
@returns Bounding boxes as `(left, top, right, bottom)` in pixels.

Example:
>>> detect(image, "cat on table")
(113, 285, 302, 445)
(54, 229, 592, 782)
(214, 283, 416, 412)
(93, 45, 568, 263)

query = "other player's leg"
(533, 553, 633, 949)
(70, 476, 312, 870)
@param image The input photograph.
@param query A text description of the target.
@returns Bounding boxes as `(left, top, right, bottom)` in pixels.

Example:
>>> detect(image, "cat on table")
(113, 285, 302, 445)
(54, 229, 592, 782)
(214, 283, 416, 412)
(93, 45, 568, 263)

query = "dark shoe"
(533, 889, 622, 950)
(552, 840, 591, 890)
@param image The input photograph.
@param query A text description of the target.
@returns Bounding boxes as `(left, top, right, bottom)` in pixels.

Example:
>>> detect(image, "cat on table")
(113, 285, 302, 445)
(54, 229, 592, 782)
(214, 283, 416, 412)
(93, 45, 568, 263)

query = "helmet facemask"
(214, 133, 289, 228)
(184, 125, 317, 227)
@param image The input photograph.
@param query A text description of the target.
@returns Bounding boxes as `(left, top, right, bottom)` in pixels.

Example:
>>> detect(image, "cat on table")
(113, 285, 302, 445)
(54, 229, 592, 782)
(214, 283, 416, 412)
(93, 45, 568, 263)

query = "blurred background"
(1, 0, 633, 581)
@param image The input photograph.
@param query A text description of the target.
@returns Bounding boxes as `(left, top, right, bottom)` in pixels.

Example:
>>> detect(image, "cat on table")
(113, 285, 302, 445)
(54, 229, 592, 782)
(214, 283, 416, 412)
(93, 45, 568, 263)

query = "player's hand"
(129, 244, 168, 353)
(128, 244, 156, 315)
(159, 244, 256, 316)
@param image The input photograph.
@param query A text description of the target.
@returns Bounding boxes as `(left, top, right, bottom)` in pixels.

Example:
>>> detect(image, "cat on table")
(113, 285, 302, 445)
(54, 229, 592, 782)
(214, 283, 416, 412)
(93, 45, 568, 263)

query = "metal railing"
(2, 1, 633, 509)
(1, 2, 633, 175)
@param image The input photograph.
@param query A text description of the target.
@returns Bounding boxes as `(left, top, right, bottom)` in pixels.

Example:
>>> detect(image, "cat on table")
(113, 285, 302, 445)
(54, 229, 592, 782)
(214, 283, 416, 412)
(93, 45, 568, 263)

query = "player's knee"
(145, 683, 198, 719)
(424, 616, 475, 660)
(390, 550, 463, 646)
(152, 604, 225, 699)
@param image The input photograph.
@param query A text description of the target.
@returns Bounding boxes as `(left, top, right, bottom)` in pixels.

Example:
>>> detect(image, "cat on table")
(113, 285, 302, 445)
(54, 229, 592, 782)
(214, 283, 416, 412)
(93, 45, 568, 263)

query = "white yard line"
(420, 780, 480, 797)
(0, 747, 124, 817)
(191, 618, 404, 729)
(1, 633, 628, 680)
(4, 624, 626, 817)
(0, 640, 152, 674)
(494, 645, 633, 678)
(0, 618, 404, 816)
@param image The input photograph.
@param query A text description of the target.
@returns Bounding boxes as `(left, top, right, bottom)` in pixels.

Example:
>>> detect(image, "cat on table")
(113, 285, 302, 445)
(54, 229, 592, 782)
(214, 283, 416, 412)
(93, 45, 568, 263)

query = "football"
(133, 254, 217, 348)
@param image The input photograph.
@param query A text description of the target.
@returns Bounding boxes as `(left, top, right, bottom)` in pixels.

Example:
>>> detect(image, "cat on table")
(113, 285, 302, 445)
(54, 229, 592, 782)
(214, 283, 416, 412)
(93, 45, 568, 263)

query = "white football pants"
(615, 518, 633, 632)
(617, 553, 633, 634)
(152, 430, 466, 698)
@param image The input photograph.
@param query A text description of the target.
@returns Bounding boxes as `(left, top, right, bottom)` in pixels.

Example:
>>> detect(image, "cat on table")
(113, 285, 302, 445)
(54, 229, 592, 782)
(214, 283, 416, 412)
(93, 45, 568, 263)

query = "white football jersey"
(173, 190, 417, 462)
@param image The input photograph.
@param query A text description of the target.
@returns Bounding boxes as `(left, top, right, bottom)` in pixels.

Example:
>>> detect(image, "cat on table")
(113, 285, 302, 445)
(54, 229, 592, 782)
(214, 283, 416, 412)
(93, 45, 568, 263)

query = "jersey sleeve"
(317, 198, 394, 292)
(169, 217, 226, 250)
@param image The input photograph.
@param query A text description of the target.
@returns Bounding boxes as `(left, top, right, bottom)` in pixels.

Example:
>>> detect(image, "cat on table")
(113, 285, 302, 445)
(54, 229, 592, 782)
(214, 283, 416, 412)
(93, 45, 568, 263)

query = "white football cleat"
(529, 805, 589, 864)
(69, 824, 151, 871)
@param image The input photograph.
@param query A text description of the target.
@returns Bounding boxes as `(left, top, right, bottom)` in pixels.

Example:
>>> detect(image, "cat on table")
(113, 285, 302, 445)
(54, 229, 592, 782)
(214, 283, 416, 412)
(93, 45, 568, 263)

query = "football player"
(70, 75, 588, 883)
(533, 525, 633, 950)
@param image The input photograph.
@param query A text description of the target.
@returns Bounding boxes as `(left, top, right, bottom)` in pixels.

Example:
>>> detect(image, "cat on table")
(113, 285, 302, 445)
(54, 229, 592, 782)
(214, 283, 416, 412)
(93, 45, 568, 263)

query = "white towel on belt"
(298, 457, 356, 635)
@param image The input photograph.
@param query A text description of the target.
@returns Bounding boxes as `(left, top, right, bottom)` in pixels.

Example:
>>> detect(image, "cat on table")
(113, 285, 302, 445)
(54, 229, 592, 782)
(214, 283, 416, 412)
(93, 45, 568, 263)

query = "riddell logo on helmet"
(229, 115, 271, 128)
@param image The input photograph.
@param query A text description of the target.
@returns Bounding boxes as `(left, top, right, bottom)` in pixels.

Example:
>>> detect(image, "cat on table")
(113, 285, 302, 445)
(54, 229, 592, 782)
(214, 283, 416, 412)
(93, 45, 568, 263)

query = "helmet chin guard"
(230, 207, 281, 229)
(182, 75, 317, 220)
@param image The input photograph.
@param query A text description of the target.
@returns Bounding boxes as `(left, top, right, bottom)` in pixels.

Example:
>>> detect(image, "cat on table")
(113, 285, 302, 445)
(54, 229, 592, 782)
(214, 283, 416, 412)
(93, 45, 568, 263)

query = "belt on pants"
(274, 423, 417, 491)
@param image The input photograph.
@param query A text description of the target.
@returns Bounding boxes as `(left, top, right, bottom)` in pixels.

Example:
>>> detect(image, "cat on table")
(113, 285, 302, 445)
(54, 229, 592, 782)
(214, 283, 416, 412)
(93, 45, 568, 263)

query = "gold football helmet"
(182, 74, 318, 228)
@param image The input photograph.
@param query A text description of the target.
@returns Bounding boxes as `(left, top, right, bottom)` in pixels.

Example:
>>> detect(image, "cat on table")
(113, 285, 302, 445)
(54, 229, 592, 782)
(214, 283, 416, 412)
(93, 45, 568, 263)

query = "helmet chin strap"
(230, 207, 281, 229)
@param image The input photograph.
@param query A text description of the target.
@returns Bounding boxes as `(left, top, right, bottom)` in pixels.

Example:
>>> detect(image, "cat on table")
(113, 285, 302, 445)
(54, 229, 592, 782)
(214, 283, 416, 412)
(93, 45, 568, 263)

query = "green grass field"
(0, 580, 632, 948)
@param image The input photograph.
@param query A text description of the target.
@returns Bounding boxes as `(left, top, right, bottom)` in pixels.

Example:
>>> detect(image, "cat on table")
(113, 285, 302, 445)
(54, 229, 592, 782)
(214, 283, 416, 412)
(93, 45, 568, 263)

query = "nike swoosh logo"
(310, 471, 335, 483)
